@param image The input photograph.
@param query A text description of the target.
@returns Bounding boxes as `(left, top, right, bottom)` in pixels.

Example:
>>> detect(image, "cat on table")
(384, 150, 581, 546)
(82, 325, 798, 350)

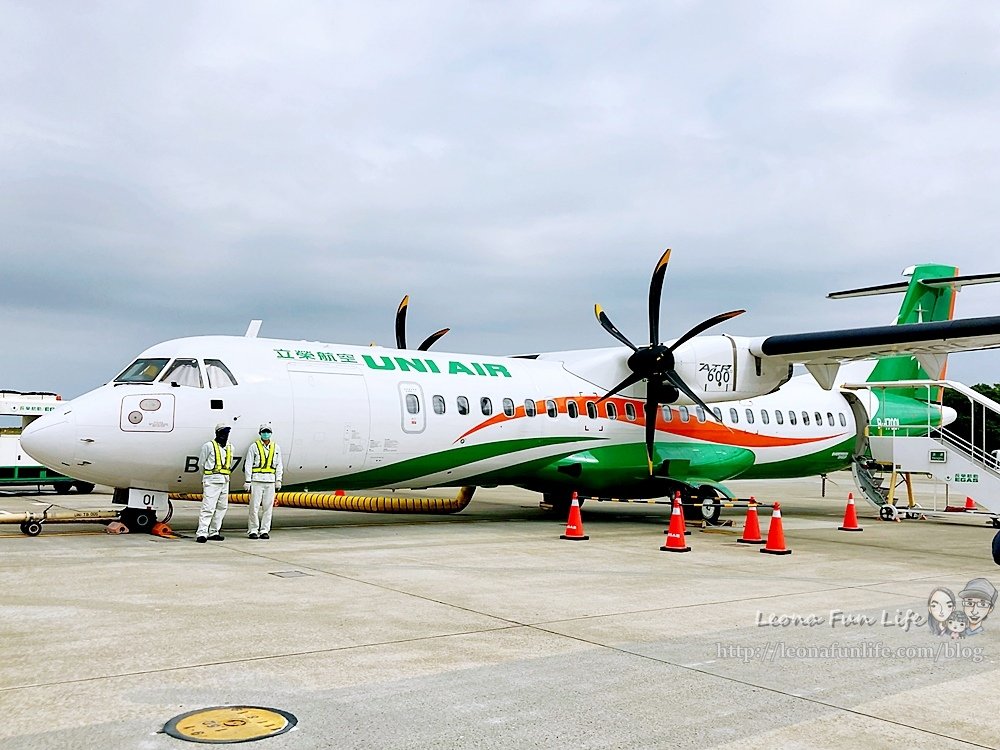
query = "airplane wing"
(748, 316, 1000, 389)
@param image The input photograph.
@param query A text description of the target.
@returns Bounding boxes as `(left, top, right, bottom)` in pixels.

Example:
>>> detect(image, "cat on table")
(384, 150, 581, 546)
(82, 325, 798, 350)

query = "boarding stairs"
(846, 380, 1000, 523)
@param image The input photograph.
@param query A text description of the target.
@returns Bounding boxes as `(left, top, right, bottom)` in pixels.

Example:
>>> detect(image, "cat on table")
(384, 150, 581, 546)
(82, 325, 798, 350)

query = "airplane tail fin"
(829, 264, 1000, 392)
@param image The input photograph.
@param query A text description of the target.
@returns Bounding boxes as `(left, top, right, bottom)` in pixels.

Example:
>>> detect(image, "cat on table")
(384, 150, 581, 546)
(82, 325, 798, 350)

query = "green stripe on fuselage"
(734, 436, 856, 480)
(293, 436, 605, 491)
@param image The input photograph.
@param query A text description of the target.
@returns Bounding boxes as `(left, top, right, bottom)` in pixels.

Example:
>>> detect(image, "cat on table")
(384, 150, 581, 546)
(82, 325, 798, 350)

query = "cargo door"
(288, 371, 369, 477)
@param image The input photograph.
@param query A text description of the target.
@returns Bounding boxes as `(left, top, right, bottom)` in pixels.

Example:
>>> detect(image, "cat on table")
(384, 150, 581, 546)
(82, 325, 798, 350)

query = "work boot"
(196, 536, 207, 543)
(260, 533, 270, 540)
(248, 533, 258, 540)
(208, 534, 225, 541)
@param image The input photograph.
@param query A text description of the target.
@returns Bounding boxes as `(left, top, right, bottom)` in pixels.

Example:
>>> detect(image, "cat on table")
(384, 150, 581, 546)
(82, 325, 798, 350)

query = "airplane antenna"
(244, 320, 262, 338)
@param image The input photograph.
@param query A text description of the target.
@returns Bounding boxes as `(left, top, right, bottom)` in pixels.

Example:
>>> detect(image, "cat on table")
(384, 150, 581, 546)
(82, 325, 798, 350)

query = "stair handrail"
(843, 379, 999, 465)
(931, 428, 1000, 477)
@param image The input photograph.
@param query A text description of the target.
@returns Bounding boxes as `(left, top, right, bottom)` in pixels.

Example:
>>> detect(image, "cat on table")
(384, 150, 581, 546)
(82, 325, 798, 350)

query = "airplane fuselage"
(21, 335, 950, 500)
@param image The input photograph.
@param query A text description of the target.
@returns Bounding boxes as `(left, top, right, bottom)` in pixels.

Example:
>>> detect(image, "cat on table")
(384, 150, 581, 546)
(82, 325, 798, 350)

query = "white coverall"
(245, 439, 283, 535)
(197, 440, 231, 537)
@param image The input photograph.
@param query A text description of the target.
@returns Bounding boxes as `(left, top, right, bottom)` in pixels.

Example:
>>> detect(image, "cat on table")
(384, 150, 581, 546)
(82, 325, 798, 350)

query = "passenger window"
(729, 407, 739, 424)
(662, 406, 673, 422)
(546, 399, 558, 418)
(839, 412, 847, 427)
(204, 359, 238, 388)
(503, 398, 515, 417)
(458, 396, 470, 415)
(625, 402, 637, 421)
(481, 397, 493, 416)
(679, 406, 690, 423)
(525, 399, 537, 417)
(789, 410, 797, 425)
(826, 412, 834, 427)
(815, 412, 823, 426)
(116, 358, 170, 383)
(405, 394, 420, 414)
(567, 401, 579, 419)
(761, 409, 770, 425)
(712, 407, 722, 422)
(432, 395, 446, 415)
(606, 402, 618, 420)
(160, 358, 203, 387)
(802, 411, 810, 426)
(775, 410, 784, 425)
(695, 406, 706, 423)
(745, 408, 755, 425)
(586, 401, 598, 419)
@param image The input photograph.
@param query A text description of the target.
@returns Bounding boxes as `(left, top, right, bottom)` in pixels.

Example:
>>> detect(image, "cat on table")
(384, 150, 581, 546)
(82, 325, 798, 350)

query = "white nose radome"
(940, 405, 958, 427)
(20, 410, 76, 470)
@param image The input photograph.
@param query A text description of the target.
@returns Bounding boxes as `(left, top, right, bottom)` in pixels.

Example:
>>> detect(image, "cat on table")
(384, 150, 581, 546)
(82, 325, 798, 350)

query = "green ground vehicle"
(0, 392, 95, 494)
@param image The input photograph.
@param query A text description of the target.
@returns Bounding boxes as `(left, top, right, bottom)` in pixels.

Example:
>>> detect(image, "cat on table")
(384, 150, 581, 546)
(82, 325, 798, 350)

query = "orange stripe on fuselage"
(454, 395, 844, 449)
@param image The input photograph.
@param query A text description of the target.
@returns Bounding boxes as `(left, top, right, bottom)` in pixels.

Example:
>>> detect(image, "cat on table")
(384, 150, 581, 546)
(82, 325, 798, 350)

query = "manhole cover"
(163, 706, 297, 743)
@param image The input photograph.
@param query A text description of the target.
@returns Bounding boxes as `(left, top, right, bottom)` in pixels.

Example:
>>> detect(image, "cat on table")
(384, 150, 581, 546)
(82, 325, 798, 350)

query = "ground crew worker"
(196, 423, 232, 543)
(245, 424, 283, 539)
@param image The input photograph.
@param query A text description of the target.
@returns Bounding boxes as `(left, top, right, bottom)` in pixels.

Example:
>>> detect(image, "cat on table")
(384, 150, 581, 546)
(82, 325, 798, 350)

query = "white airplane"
(20, 252, 1000, 531)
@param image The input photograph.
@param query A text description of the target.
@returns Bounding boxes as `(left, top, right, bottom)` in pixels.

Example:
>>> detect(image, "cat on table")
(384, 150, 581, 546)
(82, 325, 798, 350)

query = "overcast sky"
(2, 1, 999, 399)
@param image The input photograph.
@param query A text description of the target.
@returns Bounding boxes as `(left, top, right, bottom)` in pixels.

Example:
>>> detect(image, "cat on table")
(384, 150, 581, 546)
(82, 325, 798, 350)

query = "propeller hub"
(627, 344, 673, 376)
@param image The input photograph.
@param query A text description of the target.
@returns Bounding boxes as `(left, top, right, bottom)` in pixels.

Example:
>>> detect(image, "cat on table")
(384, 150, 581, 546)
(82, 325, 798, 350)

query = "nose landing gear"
(120, 508, 156, 534)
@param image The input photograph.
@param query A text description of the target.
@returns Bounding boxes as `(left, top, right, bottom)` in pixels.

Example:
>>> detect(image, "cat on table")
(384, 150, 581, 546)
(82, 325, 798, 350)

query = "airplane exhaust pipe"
(169, 486, 476, 514)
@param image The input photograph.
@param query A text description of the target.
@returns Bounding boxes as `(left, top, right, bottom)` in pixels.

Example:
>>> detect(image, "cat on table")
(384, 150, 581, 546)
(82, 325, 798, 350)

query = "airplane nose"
(20, 411, 77, 469)
(941, 405, 959, 427)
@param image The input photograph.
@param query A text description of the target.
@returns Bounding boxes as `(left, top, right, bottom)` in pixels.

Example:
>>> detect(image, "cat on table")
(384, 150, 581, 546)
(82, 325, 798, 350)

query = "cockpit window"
(160, 358, 203, 388)
(204, 359, 238, 388)
(115, 358, 169, 383)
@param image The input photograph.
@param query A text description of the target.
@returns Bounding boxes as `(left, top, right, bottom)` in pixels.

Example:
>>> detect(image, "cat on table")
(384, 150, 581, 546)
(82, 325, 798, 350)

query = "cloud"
(1, 0, 999, 398)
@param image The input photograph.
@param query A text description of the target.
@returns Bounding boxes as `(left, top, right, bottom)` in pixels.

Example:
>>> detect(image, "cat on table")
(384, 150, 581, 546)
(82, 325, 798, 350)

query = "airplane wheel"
(991, 517, 1000, 529)
(53, 482, 72, 495)
(121, 508, 156, 534)
(539, 493, 576, 518)
(21, 521, 42, 537)
(700, 497, 722, 526)
(879, 505, 898, 522)
(73, 481, 95, 494)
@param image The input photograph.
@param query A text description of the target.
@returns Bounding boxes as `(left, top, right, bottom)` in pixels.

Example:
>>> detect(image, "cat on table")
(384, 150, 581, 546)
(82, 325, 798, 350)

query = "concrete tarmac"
(1, 473, 999, 749)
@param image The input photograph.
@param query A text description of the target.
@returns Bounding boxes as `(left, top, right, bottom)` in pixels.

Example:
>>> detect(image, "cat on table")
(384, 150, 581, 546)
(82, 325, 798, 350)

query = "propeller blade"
(594, 304, 638, 351)
(596, 371, 644, 403)
(417, 328, 450, 351)
(395, 295, 410, 350)
(662, 369, 721, 422)
(648, 248, 671, 346)
(668, 309, 745, 353)
(643, 380, 664, 475)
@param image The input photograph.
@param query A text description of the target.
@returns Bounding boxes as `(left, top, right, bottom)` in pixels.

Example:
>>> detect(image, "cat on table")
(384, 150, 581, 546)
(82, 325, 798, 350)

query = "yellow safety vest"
(204, 442, 232, 476)
(253, 440, 276, 473)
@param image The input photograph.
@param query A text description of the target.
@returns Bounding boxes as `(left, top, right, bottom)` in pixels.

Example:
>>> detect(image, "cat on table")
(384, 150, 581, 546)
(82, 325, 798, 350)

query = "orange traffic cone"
(664, 490, 692, 535)
(965, 496, 977, 511)
(660, 496, 691, 552)
(760, 501, 791, 555)
(838, 492, 863, 532)
(560, 492, 589, 540)
(738, 497, 765, 544)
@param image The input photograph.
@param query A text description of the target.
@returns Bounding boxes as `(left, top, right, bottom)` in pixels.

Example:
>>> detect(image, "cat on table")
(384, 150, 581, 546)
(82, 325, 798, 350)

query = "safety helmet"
(214, 422, 231, 432)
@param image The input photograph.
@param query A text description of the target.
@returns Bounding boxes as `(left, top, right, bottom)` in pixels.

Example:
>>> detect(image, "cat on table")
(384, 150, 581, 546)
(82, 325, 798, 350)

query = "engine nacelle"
(671, 335, 792, 402)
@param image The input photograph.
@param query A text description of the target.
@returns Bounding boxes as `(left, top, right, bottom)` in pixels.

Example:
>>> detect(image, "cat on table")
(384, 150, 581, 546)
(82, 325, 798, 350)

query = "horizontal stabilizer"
(827, 281, 910, 299)
(920, 272, 1000, 290)
(829, 271, 1000, 299)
